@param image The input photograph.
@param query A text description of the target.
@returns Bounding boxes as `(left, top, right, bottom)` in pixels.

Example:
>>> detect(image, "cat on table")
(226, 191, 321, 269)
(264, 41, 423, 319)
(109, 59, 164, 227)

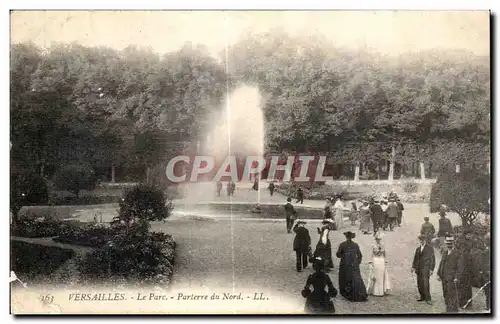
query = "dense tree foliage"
(10, 31, 490, 182)
(430, 170, 490, 225)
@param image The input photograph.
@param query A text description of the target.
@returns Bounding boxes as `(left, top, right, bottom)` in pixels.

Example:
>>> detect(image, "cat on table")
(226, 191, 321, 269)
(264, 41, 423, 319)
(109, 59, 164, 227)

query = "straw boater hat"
(344, 231, 356, 239)
(296, 220, 307, 225)
(322, 218, 335, 225)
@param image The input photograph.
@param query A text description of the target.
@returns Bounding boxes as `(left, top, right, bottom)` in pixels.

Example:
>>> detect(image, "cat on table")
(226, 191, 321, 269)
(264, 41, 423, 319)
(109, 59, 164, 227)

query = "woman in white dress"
(367, 232, 391, 296)
(333, 196, 345, 230)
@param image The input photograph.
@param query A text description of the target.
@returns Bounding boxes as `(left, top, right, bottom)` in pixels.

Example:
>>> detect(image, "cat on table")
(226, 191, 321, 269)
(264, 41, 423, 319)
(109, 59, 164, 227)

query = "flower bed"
(52, 223, 114, 248)
(10, 240, 75, 283)
(77, 229, 176, 288)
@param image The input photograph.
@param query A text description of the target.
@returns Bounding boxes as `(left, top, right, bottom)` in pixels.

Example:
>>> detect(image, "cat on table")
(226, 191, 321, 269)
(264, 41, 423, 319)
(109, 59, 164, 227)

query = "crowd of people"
(283, 193, 491, 315)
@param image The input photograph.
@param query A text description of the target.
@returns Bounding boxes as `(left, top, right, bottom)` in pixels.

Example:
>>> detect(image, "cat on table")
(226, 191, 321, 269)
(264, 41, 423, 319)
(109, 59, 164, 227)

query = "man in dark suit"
(293, 220, 311, 272)
(284, 197, 297, 233)
(369, 199, 384, 233)
(437, 236, 461, 313)
(412, 234, 436, 305)
(396, 198, 404, 227)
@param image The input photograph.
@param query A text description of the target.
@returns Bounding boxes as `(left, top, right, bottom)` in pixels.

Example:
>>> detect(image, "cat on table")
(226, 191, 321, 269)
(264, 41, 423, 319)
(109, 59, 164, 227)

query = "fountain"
(182, 84, 265, 208)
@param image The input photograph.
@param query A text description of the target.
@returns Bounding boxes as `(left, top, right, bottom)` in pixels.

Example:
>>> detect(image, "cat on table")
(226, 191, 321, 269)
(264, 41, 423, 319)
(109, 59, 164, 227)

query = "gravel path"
(151, 203, 487, 314)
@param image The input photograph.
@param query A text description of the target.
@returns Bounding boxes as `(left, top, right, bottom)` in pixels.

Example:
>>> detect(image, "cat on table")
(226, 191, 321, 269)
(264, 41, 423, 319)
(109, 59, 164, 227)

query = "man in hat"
(411, 234, 436, 305)
(296, 186, 304, 204)
(268, 181, 275, 196)
(437, 236, 461, 313)
(386, 198, 399, 231)
(284, 197, 297, 233)
(420, 217, 436, 244)
(216, 181, 223, 197)
(396, 198, 404, 227)
(437, 208, 453, 254)
(293, 220, 311, 272)
(369, 199, 384, 233)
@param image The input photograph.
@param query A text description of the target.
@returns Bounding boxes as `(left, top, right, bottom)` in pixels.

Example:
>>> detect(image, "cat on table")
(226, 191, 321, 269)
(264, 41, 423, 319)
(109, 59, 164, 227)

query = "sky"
(10, 11, 490, 58)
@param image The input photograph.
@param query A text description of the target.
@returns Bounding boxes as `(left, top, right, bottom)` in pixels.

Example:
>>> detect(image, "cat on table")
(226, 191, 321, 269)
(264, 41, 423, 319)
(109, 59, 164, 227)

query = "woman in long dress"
(367, 232, 391, 296)
(333, 196, 345, 230)
(324, 198, 333, 220)
(336, 231, 368, 302)
(302, 257, 338, 314)
(359, 201, 373, 234)
(314, 219, 335, 270)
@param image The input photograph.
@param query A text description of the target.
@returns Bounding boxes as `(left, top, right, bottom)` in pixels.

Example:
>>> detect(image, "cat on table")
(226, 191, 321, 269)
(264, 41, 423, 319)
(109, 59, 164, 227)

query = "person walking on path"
(420, 217, 436, 244)
(296, 187, 304, 204)
(396, 198, 404, 227)
(314, 219, 335, 270)
(231, 181, 236, 196)
(252, 178, 259, 191)
(216, 181, 222, 197)
(333, 195, 345, 230)
(367, 232, 392, 297)
(359, 201, 373, 234)
(381, 199, 389, 230)
(437, 208, 453, 254)
(302, 257, 338, 314)
(268, 182, 275, 196)
(456, 239, 473, 309)
(369, 199, 384, 233)
(324, 198, 333, 220)
(284, 197, 297, 233)
(293, 220, 311, 272)
(336, 231, 368, 302)
(437, 236, 460, 313)
(411, 234, 436, 305)
(386, 198, 399, 231)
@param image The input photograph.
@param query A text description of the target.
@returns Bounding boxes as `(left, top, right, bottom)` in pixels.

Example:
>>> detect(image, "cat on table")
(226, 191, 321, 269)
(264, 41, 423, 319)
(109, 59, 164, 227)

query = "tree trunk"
(428, 163, 433, 178)
(388, 146, 395, 181)
(39, 163, 45, 178)
(377, 162, 382, 180)
(111, 165, 116, 183)
(456, 164, 460, 173)
(146, 166, 151, 182)
(354, 163, 360, 181)
(412, 163, 416, 177)
(419, 162, 426, 180)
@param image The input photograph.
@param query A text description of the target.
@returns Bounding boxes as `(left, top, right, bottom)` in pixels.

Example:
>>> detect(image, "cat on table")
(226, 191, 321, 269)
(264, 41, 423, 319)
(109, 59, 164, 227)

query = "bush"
(53, 164, 97, 198)
(114, 183, 174, 228)
(429, 170, 490, 225)
(453, 223, 491, 288)
(53, 223, 113, 248)
(48, 195, 121, 206)
(77, 226, 175, 287)
(10, 172, 49, 223)
(11, 219, 65, 238)
(403, 181, 419, 193)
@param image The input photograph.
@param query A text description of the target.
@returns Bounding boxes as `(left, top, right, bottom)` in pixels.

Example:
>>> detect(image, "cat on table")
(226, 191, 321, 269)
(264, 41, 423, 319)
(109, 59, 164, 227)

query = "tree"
(53, 164, 97, 198)
(429, 170, 490, 226)
(115, 184, 173, 231)
(10, 172, 48, 225)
